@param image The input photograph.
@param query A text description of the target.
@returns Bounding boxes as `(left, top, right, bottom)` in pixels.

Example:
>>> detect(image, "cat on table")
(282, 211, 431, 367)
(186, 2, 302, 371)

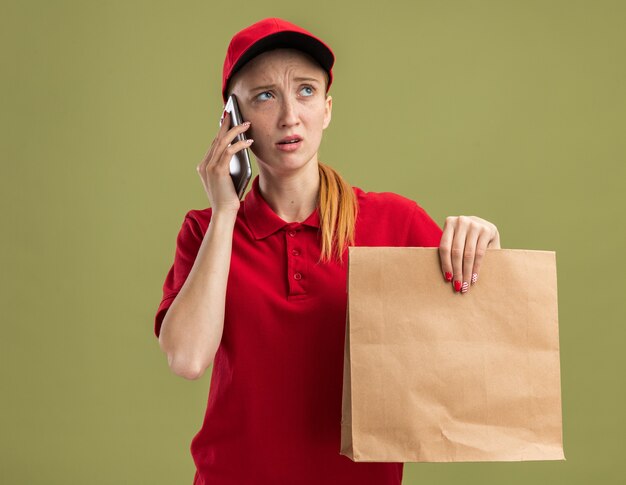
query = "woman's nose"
(278, 98, 299, 127)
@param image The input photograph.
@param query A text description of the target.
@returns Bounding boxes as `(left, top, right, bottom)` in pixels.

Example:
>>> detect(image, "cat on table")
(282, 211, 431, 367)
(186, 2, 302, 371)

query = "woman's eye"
(256, 91, 272, 101)
(300, 86, 314, 97)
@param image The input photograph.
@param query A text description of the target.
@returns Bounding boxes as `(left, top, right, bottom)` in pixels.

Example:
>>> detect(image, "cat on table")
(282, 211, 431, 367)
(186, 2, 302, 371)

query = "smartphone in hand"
(219, 94, 253, 200)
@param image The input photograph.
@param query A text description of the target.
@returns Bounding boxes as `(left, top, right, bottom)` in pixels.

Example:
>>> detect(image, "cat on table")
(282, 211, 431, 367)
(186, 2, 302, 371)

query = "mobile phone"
(219, 94, 253, 200)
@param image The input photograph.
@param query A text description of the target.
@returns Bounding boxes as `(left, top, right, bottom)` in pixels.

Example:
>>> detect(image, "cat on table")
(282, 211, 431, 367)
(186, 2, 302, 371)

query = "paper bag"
(340, 247, 565, 462)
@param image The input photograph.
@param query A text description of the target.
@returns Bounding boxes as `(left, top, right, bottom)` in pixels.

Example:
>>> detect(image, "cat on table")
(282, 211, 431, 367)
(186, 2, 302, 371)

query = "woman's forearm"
(158, 211, 237, 380)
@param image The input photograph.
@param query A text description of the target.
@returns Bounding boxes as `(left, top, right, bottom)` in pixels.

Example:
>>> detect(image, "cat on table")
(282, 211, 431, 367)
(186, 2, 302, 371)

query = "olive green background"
(2, 0, 624, 483)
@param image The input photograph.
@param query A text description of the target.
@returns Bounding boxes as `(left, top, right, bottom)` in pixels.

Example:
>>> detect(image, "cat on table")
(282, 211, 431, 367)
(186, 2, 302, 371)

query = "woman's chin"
(255, 150, 317, 173)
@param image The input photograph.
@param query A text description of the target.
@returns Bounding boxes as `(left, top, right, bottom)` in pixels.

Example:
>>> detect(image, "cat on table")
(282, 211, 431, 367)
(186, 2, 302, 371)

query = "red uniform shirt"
(154, 175, 443, 485)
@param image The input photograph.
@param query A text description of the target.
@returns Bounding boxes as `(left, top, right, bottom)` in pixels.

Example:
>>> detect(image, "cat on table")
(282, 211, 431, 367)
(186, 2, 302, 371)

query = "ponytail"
(317, 162, 358, 265)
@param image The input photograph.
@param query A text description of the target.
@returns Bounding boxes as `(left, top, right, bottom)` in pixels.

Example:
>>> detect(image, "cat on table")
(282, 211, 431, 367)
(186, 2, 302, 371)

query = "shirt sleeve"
(154, 212, 204, 339)
(405, 202, 443, 247)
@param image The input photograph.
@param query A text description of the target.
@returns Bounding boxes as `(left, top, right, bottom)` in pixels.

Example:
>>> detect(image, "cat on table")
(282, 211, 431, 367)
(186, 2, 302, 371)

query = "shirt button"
(293, 272, 302, 280)
(288, 230, 296, 237)
(291, 249, 300, 256)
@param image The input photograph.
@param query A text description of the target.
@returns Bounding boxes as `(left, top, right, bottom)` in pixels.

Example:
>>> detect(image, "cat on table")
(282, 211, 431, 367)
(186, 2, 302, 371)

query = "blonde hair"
(317, 162, 358, 265)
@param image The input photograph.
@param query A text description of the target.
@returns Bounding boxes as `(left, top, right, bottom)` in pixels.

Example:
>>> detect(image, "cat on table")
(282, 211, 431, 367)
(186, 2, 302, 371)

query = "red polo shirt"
(154, 175, 443, 485)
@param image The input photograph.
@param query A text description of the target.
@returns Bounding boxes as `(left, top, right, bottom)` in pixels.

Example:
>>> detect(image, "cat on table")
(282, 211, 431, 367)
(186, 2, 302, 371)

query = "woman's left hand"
(438, 216, 501, 294)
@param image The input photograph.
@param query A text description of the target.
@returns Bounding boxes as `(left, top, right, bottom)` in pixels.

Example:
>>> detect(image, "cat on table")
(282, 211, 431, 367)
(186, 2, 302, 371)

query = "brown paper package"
(340, 247, 565, 462)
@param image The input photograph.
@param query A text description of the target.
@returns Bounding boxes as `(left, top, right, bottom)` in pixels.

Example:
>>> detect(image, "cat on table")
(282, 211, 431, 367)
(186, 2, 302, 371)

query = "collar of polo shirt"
(243, 175, 321, 239)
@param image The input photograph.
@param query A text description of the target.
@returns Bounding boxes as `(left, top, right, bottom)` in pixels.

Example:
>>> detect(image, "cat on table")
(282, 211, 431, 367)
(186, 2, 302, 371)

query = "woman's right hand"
(196, 112, 254, 216)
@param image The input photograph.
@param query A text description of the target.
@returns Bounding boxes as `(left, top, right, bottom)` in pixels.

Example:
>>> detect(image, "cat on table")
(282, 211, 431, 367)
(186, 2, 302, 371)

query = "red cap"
(222, 18, 335, 102)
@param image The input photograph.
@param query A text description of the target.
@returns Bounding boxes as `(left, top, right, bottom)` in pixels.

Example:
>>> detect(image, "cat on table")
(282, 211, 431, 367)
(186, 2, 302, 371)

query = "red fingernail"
(454, 280, 462, 292)
(444, 272, 453, 282)
(461, 281, 469, 293)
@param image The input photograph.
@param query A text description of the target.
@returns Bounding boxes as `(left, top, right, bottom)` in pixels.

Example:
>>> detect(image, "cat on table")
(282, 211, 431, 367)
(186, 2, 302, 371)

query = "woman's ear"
(322, 95, 332, 129)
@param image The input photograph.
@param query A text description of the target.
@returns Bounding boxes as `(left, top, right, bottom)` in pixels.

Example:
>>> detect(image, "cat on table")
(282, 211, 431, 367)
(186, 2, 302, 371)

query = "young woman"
(154, 17, 501, 485)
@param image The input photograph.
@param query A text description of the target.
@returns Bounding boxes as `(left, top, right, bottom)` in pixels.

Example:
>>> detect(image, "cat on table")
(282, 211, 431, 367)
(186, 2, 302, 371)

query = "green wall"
(2, 0, 624, 483)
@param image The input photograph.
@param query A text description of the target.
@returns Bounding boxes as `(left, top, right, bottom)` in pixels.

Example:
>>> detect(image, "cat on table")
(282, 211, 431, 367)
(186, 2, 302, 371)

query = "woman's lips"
(275, 140, 302, 152)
